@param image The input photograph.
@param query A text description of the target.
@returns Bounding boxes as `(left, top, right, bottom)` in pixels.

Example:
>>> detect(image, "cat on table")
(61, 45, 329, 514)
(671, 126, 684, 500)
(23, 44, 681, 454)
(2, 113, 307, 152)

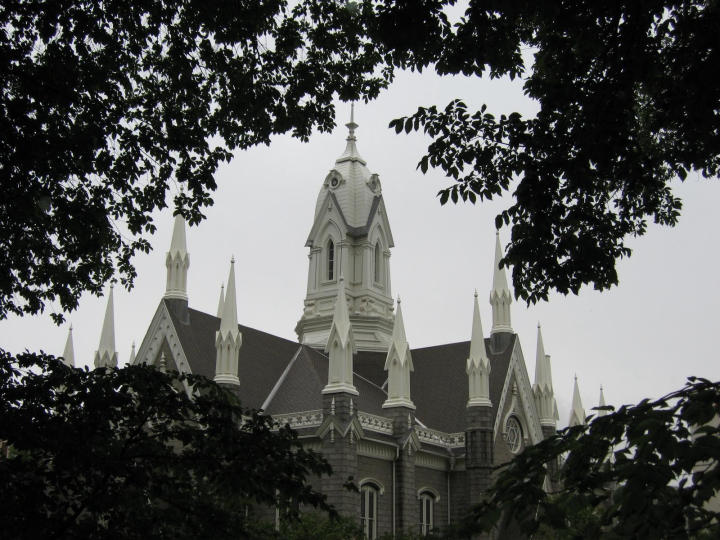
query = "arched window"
(360, 482, 379, 539)
(327, 239, 335, 281)
(374, 241, 381, 284)
(418, 490, 437, 536)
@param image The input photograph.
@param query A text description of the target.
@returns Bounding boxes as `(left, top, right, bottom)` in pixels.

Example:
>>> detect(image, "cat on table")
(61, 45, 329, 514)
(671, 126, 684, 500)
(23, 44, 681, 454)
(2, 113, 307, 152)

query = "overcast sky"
(2, 63, 719, 428)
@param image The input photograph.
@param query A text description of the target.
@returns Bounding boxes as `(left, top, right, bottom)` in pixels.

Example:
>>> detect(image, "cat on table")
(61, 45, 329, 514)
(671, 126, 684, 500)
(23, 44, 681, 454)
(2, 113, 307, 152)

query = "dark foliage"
(0, 0, 387, 321)
(2, 1, 718, 317)
(0, 349, 332, 539)
(470, 377, 720, 539)
(389, 1, 718, 302)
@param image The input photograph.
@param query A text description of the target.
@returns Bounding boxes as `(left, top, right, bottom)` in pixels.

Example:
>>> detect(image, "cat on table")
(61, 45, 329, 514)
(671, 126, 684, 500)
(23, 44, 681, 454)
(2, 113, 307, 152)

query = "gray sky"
(2, 66, 719, 427)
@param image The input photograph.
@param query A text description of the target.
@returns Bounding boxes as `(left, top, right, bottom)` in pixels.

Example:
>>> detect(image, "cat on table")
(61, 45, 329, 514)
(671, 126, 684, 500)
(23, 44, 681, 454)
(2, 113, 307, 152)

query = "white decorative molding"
(417, 427, 465, 449)
(357, 439, 396, 461)
(359, 477, 386, 495)
(416, 451, 449, 471)
(272, 410, 324, 430)
(417, 486, 441, 501)
(358, 411, 394, 435)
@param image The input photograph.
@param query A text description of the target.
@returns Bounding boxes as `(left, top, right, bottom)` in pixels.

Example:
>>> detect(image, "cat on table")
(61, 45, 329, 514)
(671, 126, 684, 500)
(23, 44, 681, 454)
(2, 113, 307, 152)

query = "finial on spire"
(346, 103, 358, 140)
(128, 341, 136, 364)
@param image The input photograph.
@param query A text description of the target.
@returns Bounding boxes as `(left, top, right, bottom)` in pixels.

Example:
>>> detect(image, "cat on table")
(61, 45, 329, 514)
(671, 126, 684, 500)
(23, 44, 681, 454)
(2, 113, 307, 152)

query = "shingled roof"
(165, 300, 515, 434)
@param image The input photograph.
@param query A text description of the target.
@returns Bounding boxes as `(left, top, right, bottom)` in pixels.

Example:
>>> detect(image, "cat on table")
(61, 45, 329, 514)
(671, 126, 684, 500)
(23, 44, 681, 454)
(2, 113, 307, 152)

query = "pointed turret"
(216, 283, 225, 318)
(383, 296, 414, 409)
(467, 291, 491, 407)
(128, 342, 136, 365)
(94, 285, 118, 368)
(61, 324, 75, 367)
(533, 324, 559, 431)
(597, 385, 608, 417)
(164, 213, 190, 301)
(569, 376, 586, 427)
(489, 232, 513, 335)
(214, 258, 242, 387)
(323, 276, 358, 395)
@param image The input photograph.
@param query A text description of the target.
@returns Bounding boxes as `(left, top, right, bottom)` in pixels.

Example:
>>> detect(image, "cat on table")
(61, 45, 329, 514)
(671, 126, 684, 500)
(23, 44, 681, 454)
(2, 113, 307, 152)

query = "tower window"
(418, 492, 435, 536)
(327, 239, 335, 281)
(373, 242, 381, 284)
(360, 483, 379, 539)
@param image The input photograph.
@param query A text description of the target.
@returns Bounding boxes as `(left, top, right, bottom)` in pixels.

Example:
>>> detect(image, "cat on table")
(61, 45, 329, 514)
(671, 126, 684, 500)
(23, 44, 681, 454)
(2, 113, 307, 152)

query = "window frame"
(360, 481, 381, 539)
(417, 489, 438, 536)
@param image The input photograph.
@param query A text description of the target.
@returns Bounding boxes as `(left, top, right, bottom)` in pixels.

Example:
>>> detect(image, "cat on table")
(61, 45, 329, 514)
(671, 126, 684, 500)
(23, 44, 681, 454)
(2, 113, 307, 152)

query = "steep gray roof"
(165, 300, 515, 433)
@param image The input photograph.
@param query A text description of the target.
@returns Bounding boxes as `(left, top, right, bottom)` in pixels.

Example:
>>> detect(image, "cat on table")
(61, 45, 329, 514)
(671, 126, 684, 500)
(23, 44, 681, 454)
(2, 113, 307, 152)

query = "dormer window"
(327, 239, 335, 281)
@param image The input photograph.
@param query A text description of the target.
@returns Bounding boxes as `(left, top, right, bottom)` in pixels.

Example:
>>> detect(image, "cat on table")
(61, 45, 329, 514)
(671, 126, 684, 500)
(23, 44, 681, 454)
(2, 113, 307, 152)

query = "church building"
(86, 112, 563, 538)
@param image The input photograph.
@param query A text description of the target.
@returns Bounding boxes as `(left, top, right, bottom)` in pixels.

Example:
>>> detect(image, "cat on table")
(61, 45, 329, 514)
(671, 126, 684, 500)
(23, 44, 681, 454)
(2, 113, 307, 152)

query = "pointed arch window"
(373, 241, 382, 284)
(327, 239, 335, 281)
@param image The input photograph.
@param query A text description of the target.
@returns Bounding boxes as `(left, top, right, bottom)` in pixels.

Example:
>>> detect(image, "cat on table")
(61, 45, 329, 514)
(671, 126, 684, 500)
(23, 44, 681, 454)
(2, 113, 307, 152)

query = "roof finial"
(346, 103, 358, 140)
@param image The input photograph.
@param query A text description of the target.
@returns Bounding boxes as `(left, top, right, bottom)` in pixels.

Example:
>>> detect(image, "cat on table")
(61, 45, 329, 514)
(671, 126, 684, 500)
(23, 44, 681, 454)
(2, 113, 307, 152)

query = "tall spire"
(323, 276, 358, 395)
(94, 285, 117, 368)
(490, 232, 513, 334)
(214, 257, 242, 387)
(533, 324, 558, 429)
(383, 296, 414, 409)
(216, 283, 225, 318)
(569, 376, 586, 427)
(467, 291, 491, 406)
(62, 324, 75, 367)
(164, 213, 190, 300)
(597, 385, 608, 417)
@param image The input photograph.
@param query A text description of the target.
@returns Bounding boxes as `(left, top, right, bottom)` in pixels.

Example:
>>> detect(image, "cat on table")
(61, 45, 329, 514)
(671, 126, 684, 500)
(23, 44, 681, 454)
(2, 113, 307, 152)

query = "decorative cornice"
(358, 411, 394, 435)
(272, 410, 324, 430)
(417, 427, 465, 449)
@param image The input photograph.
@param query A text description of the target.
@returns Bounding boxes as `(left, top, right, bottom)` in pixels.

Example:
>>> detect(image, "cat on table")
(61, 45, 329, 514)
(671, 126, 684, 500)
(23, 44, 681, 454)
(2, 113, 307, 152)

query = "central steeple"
(296, 108, 395, 352)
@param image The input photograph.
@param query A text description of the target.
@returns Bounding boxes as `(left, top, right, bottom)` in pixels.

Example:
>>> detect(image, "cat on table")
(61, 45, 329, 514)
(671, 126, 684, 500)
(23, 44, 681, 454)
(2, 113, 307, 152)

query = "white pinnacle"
(164, 213, 190, 300)
(169, 213, 187, 255)
(467, 291, 491, 407)
(214, 257, 241, 387)
(328, 275, 352, 349)
(569, 376, 586, 427)
(128, 341, 136, 365)
(383, 296, 414, 409)
(597, 385, 608, 417)
(219, 258, 238, 335)
(490, 231, 513, 334)
(94, 285, 117, 368)
(216, 283, 225, 318)
(323, 276, 358, 395)
(534, 324, 552, 392)
(62, 324, 75, 367)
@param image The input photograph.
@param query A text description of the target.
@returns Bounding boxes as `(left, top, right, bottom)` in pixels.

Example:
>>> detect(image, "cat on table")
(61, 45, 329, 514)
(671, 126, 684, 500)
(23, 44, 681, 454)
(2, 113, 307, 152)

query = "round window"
(330, 177, 339, 187)
(505, 417, 523, 454)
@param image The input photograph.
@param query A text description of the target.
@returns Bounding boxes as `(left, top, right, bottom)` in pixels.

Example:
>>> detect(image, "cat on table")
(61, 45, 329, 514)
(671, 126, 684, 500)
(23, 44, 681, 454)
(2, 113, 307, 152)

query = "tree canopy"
(2, 0, 718, 319)
(0, 350, 332, 539)
(469, 378, 720, 539)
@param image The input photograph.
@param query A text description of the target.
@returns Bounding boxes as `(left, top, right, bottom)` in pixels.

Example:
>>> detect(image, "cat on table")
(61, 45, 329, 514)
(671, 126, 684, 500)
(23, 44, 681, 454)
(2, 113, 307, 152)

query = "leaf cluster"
(387, 1, 717, 302)
(0, 349, 332, 539)
(0, 0, 390, 321)
(470, 377, 720, 539)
